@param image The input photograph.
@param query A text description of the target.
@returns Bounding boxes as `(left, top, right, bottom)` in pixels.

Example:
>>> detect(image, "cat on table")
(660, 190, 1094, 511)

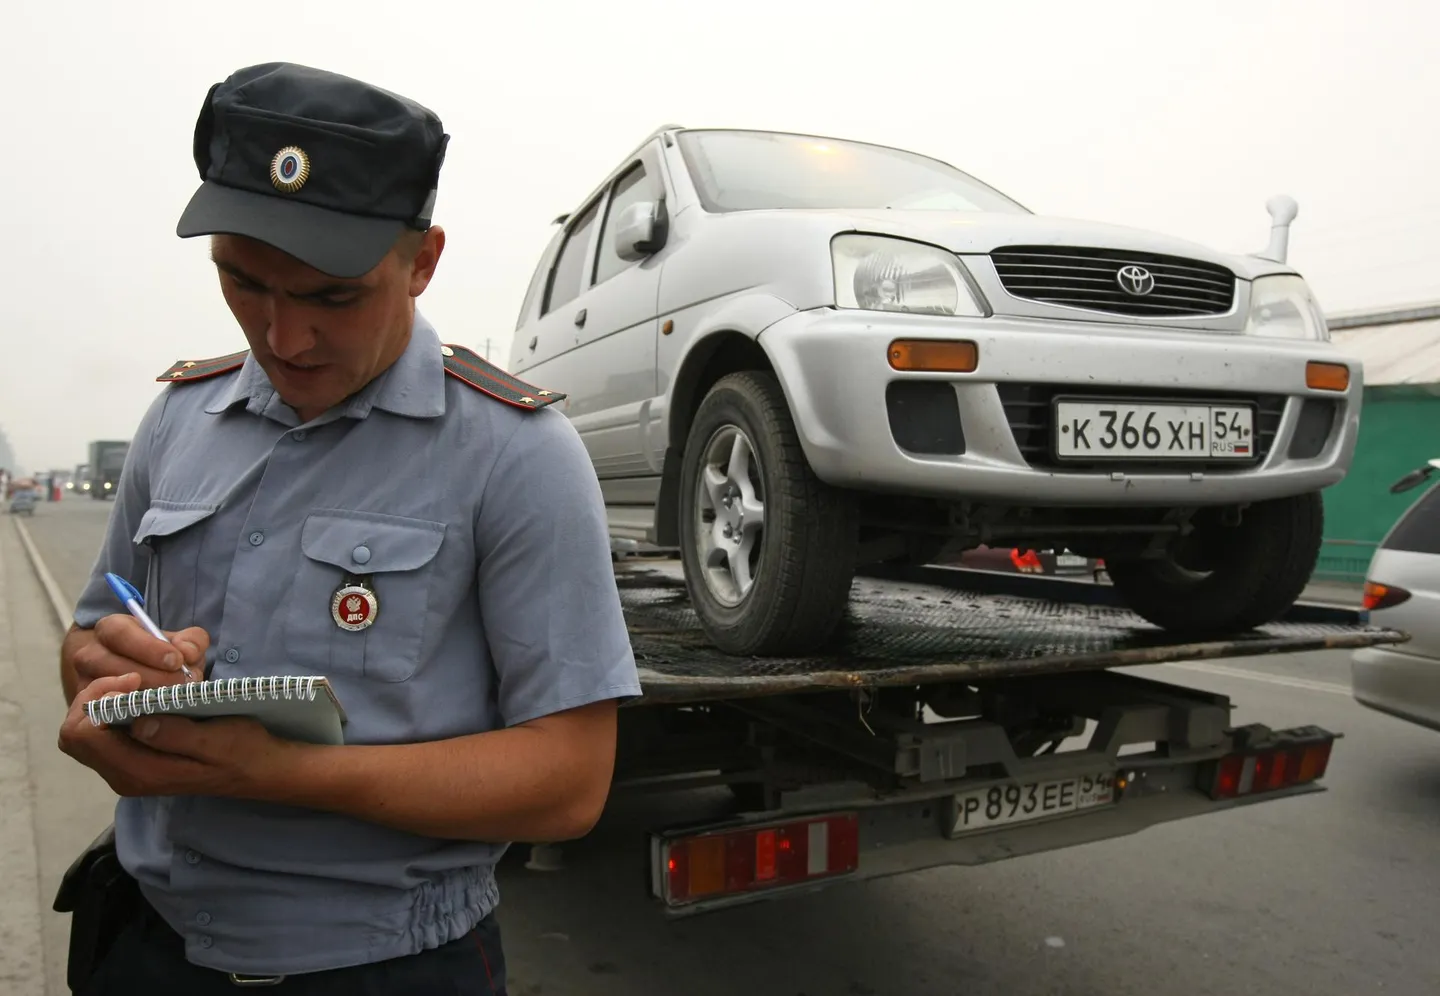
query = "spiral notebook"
(85, 675, 347, 745)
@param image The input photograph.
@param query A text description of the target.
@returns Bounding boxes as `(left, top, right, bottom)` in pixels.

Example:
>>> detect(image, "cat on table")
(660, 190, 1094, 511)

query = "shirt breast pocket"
(131, 502, 221, 631)
(286, 510, 448, 683)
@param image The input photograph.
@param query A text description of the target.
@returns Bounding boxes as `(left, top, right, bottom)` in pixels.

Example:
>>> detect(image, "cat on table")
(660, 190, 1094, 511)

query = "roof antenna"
(1255, 194, 1298, 263)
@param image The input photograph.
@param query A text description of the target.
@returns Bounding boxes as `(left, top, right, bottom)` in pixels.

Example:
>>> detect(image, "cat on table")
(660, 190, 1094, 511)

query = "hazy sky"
(3, 0, 1436, 474)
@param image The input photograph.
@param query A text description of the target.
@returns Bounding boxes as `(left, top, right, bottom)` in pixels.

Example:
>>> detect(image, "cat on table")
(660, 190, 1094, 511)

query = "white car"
(1352, 461, 1440, 732)
(510, 126, 1362, 655)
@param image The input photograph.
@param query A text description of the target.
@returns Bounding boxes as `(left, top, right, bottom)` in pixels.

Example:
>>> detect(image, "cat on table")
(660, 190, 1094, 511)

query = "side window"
(593, 162, 657, 286)
(515, 228, 561, 329)
(1382, 485, 1440, 554)
(544, 199, 600, 314)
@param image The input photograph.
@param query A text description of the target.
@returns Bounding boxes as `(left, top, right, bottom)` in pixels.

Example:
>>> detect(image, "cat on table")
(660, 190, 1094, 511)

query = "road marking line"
(10, 517, 72, 635)
(1156, 660, 1351, 696)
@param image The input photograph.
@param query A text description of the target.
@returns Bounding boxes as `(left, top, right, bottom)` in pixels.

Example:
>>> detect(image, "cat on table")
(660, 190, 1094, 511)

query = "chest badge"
(331, 575, 378, 632)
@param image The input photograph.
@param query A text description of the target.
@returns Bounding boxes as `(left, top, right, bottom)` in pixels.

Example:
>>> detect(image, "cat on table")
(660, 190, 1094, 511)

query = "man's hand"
(57, 673, 295, 800)
(62, 615, 210, 703)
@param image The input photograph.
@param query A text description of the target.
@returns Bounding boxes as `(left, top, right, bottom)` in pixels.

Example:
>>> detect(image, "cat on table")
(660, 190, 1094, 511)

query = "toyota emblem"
(1116, 264, 1156, 297)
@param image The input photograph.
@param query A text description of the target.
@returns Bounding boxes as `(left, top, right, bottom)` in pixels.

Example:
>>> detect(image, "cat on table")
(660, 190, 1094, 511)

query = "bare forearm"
(256, 707, 617, 843)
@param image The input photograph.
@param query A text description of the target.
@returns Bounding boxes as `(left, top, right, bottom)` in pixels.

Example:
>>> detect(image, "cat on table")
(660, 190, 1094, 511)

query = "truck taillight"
(658, 813, 860, 907)
(1203, 734, 1334, 800)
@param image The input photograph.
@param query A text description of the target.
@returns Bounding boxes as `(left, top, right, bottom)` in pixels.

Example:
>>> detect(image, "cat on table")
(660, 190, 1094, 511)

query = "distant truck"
(86, 441, 129, 499)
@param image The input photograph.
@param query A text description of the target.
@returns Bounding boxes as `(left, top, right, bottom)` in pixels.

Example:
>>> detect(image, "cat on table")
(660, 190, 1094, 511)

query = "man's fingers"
(76, 671, 144, 705)
(93, 614, 184, 671)
(129, 715, 209, 757)
(73, 618, 213, 691)
(71, 641, 192, 690)
(164, 626, 210, 668)
(59, 672, 143, 750)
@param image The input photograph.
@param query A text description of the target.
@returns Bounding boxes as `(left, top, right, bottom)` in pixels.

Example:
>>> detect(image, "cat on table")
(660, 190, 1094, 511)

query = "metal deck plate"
(614, 562, 1406, 705)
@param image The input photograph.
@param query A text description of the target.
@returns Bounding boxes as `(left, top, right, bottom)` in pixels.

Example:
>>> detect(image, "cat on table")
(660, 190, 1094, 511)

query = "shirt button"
(224, 648, 240, 664)
(196, 912, 211, 926)
(185, 850, 201, 865)
(352, 545, 371, 565)
(249, 531, 264, 546)
(199, 935, 213, 949)
(293, 430, 308, 441)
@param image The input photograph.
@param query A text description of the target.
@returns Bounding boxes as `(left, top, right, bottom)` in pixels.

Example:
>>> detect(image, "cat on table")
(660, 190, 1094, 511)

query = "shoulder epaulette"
(157, 350, 249, 384)
(441, 344, 565, 411)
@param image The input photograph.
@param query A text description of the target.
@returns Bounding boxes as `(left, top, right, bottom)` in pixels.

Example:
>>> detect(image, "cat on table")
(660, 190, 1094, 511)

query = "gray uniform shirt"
(72, 312, 641, 975)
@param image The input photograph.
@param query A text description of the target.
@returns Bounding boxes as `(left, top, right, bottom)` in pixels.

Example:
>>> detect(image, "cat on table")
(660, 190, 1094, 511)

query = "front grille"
(990, 245, 1236, 318)
(997, 383, 1286, 471)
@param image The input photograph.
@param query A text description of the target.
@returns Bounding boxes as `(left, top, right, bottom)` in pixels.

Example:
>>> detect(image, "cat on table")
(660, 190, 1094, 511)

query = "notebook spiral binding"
(85, 676, 322, 727)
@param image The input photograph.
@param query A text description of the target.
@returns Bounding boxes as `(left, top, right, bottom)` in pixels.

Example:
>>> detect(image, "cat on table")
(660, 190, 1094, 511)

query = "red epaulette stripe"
(447, 353, 558, 400)
(156, 350, 250, 384)
(441, 346, 565, 411)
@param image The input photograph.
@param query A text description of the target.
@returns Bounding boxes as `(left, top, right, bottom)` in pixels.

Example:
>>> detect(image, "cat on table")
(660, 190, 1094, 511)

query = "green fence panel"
(1318, 387, 1440, 582)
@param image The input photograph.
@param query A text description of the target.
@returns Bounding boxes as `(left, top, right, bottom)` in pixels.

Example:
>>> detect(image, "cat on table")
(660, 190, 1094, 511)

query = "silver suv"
(510, 126, 1361, 655)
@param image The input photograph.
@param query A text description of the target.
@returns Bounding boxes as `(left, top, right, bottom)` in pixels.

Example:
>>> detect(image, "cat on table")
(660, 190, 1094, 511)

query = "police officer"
(55, 61, 641, 994)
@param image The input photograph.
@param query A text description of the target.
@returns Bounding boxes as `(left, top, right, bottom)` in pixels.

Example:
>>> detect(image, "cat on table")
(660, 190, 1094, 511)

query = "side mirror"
(1391, 470, 1429, 494)
(1390, 461, 1440, 494)
(613, 200, 667, 262)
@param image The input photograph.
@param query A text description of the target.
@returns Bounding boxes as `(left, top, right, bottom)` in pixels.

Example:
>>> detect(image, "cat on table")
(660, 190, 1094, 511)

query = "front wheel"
(1104, 492, 1324, 634)
(678, 371, 859, 656)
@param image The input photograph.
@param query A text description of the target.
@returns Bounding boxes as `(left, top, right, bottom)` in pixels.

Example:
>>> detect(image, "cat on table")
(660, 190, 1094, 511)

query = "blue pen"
(104, 572, 195, 679)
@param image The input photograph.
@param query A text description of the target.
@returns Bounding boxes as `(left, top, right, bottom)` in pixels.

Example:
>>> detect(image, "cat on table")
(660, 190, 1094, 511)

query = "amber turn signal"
(1306, 361, 1350, 392)
(888, 339, 979, 373)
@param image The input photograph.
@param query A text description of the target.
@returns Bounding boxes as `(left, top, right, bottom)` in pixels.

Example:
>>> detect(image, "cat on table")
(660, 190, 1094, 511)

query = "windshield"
(676, 129, 1030, 214)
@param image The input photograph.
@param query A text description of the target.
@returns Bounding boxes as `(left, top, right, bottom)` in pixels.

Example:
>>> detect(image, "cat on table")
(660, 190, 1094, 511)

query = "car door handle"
(574, 308, 587, 328)
(528, 336, 537, 351)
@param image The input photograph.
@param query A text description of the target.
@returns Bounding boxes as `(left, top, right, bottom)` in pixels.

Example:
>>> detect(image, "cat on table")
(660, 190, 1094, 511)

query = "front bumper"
(758, 308, 1361, 506)
(1352, 646, 1440, 733)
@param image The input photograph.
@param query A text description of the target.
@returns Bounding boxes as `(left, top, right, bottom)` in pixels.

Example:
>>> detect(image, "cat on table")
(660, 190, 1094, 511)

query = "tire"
(678, 371, 859, 656)
(1104, 491, 1324, 634)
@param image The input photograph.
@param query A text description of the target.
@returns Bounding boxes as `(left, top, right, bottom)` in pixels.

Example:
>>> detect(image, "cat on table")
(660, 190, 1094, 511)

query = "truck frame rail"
(615, 561, 1405, 705)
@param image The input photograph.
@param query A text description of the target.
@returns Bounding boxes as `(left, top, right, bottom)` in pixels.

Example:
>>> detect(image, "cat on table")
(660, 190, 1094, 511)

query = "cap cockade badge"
(331, 575, 378, 632)
(270, 146, 311, 194)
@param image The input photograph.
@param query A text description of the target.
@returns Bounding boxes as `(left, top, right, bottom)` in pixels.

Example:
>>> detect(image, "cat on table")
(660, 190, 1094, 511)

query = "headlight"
(832, 234, 986, 317)
(1244, 275, 1329, 341)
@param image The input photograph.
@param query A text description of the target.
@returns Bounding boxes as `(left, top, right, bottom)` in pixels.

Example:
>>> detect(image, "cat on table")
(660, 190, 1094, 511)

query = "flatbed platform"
(614, 561, 1407, 705)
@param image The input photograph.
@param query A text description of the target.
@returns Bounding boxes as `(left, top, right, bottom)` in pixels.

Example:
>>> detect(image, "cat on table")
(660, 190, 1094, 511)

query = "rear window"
(1382, 484, 1440, 554)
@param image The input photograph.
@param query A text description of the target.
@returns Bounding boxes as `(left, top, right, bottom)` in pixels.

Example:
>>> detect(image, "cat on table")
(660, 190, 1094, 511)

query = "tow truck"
(581, 557, 1404, 914)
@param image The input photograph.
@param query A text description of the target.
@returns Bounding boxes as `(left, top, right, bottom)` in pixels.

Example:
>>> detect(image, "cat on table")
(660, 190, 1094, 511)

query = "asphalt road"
(5, 497, 1437, 996)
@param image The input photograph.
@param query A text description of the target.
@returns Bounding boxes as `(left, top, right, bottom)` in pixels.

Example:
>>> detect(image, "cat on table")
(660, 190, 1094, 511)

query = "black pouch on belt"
(52, 823, 141, 993)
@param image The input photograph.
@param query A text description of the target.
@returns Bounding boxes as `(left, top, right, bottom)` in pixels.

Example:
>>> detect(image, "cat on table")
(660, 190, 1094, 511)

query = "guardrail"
(1313, 538, 1378, 586)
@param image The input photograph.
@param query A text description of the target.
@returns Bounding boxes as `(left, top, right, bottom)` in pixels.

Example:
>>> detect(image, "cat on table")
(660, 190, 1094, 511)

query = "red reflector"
(755, 829, 777, 881)
(1362, 581, 1411, 611)
(660, 813, 860, 906)
(1213, 754, 1245, 798)
(1258, 750, 1289, 791)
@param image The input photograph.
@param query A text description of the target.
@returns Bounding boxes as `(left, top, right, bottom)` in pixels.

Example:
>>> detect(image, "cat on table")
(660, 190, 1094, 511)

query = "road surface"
(3, 498, 1436, 995)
